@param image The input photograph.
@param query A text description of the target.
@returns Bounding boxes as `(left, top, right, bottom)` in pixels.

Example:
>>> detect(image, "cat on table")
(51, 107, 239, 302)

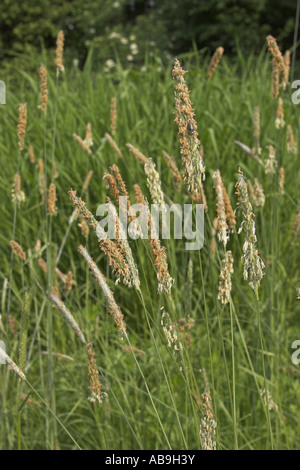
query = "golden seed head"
(207, 46, 224, 79)
(10, 240, 26, 261)
(48, 183, 57, 216)
(110, 97, 117, 136)
(38, 65, 48, 113)
(55, 30, 65, 73)
(17, 103, 27, 151)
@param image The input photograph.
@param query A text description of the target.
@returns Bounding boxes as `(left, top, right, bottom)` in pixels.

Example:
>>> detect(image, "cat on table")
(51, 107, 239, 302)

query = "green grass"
(0, 46, 300, 450)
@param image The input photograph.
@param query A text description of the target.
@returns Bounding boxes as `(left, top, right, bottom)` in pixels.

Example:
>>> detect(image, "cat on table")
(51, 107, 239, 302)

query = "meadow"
(0, 37, 300, 450)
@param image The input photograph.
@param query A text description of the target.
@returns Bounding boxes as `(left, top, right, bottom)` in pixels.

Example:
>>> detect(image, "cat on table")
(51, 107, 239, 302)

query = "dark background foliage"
(0, 0, 298, 67)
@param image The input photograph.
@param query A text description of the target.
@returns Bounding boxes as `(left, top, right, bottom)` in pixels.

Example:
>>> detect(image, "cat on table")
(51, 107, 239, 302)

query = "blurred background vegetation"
(0, 0, 298, 71)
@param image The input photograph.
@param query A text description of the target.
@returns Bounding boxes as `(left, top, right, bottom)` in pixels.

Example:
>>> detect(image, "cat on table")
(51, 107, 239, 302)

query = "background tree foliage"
(0, 0, 297, 68)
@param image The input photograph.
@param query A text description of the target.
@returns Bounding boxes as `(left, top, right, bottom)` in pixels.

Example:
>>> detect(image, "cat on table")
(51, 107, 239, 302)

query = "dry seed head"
(266, 35, 285, 74)
(69, 190, 131, 286)
(53, 160, 59, 179)
(10, 241, 26, 261)
(28, 145, 35, 163)
(207, 46, 224, 79)
(287, 125, 297, 154)
(64, 271, 74, 295)
(78, 245, 127, 336)
(278, 167, 285, 195)
(0, 347, 26, 381)
(38, 65, 48, 113)
(55, 30, 65, 74)
(172, 58, 205, 193)
(252, 106, 262, 158)
(253, 178, 266, 207)
(265, 145, 277, 175)
(218, 251, 234, 305)
(199, 369, 217, 450)
(110, 97, 117, 136)
(162, 150, 181, 192)
(73, 133, 92, 155)
(144, 158, 166, 210)
(49, 292, 86, 344)
(38, 158, 46, 204)
(275, 97, 285, 129)
(82, 170, 93, 194)
(161, 309, 184, 371)
(17, 103, 27, 151)
(213, 169, 229, 246)
(260, 388, 278, 413)
(105, 132, 123, 158)
(271, 58, 280, 98)
(48, 183, 57, 216)
(282, 50, 290, 89)
(12, 173, 25, 206)
(236, 169, 265, 294)
(78, 217, 90, 239)
(126, 142, 148, 165)
(86, 342, 106, 404)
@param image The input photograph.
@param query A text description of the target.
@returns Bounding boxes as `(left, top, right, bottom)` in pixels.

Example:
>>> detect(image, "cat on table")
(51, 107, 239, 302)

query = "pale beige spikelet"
(38, 65, 48, 113)
(79, 245, 127, 336)
(253, 178, 265, 207)
(161, 308, 184, 370)
(207, 46, 224, 79)
(213, 169, 229, 246)
(17, 103, 27, 151)
(144, 158, 166, 210)
(78, 217, 90, 239)
(282, 50, 290, 89)
(218, 251, 234, 305)
(162, 150, 181, 192)
(236, 169, 265, 295)
(64, 271, 74, 295)
(271, 58, 280, 98)
(53, 160, 59, 179)
(82, 170, 93, 194)
(48, 183, 57, 216)
(73, 133, 92, 155)
(10, 241, 26, 261)
(275, 97, 285, 129)
(38, 158, 46, 204)
(265, 145, 277, 175)
(86, 342, 106, 404)
(28, 145, 35, 163)
(38, 257, 48, 273)
(126, 142, 148, 165)
(278, 167, 285, 195)
(199, 369, 217, 450)
(8, 314, 17, 335)
(287, 125, 297, 154)
(105, 132, 123, 158)
(49, 292, 86, 344)
(55, 30, 65, 74)
(110, 96, 117, 136)
(172, 58, 205, 195)
(253, 106, 262, 158)
(12, 173, 25, 206)
(85, 123, 93, 148)
(0, 347, 26, 381)
(260, 388, 278, 413)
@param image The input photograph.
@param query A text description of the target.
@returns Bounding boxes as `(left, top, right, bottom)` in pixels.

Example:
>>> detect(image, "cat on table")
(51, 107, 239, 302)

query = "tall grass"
(0, 43, 300, 450)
